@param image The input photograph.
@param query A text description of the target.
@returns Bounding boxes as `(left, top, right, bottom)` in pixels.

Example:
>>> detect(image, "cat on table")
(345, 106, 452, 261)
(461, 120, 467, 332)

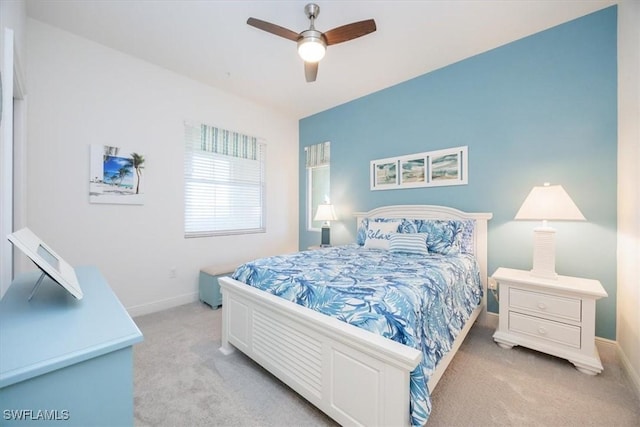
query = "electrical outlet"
(488, 278, 498, 290)
(169, 268, 177, 279)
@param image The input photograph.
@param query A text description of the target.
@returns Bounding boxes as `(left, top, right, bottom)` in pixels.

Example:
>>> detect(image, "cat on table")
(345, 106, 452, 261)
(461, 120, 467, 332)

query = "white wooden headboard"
(353, 205, 493, 308)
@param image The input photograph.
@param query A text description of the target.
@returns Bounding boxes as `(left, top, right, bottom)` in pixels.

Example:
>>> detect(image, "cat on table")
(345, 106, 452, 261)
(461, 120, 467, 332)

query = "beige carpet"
(428, 322, 639, 426)
(133, 302, 640, 426)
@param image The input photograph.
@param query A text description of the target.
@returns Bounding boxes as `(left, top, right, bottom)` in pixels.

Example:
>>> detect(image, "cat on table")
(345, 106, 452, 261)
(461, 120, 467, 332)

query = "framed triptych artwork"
(370, 146, 467, 191)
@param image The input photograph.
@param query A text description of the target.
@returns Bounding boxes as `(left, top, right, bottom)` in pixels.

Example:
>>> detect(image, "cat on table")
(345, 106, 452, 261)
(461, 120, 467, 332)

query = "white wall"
(617, 0, 640, 397)
(25, 19, 299, 316)
(0, 0, 26, 299)
(0, 0, 26, 63)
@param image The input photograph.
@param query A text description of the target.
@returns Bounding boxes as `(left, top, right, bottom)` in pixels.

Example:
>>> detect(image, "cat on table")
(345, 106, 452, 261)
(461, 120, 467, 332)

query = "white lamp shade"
(314, 204, 337, 222)
(515, 184, 585, 221)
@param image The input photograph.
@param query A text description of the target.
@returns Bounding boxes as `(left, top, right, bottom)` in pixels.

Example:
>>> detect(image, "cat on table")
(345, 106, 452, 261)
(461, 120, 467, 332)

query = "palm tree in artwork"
(117, 167, 132, 186)
(130, 153, 145, 194)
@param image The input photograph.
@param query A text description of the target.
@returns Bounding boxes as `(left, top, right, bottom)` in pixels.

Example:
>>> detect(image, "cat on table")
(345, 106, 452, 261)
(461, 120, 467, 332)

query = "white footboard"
(219, 276, 422, 427)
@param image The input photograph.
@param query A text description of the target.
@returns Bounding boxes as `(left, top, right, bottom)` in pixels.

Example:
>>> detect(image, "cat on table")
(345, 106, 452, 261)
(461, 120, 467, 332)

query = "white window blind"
(305, 141, 330, 168)
(184, 122, 266, 238)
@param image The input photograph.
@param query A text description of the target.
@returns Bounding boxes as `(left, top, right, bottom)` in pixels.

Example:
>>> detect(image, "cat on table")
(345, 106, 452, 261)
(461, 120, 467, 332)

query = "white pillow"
(389, 233, 429, 256)
(364, 221, 401, 249)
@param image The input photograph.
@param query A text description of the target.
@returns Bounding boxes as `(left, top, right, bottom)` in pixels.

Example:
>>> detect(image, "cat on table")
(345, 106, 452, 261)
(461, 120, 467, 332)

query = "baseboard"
(127, 292, 199, 318)
(595, 335, 618, 349)
(615, 342, 640, 402)
(480, 310, 499, 329)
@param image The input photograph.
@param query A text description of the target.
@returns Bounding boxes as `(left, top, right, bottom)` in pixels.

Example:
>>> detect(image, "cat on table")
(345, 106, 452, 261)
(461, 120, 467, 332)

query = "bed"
(218, 205, 492, 426)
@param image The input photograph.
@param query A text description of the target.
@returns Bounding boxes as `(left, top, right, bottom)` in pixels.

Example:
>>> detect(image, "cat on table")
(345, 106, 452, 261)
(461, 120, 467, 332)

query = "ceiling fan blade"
(323, 19, 376, 46)
(247, 17, 300, 42)
(304, 62, 318, 83)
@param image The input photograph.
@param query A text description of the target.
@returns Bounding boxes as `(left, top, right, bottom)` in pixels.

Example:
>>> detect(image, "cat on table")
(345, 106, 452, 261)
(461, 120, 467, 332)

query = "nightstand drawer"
(509, 312, 581, 348)
(510, 288, 581, 322)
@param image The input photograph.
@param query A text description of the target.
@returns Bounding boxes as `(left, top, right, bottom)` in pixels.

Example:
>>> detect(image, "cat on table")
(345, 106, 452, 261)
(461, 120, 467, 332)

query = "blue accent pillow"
(356, 219, 368, 245)
(459, 219, 476, 255)
(398, 219, 465, 255)
(389, 233, 429, 255)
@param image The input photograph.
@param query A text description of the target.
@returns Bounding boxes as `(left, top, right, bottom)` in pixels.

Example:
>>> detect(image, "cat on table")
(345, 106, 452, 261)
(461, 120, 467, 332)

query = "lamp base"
(320, 226, 331, 247)
(530, 269, 558, 280)
(530, 226, 558, 280)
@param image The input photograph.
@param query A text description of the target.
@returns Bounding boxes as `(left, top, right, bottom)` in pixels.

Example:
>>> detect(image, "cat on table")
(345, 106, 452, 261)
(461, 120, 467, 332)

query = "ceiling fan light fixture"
(297, 31, 326, 63)
(247, 3, 376, 81)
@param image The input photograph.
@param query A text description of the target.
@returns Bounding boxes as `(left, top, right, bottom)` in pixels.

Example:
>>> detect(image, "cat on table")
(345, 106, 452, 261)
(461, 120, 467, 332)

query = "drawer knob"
(537, 302, 547, 310)
(538, 327, 547, 335)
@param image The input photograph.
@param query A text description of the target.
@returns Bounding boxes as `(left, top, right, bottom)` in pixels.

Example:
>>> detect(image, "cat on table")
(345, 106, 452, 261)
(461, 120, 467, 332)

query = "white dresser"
(492, 267, 607, 375)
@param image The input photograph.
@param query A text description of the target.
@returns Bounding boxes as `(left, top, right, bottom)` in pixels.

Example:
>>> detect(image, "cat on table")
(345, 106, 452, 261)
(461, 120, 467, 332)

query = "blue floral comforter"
(232, 245, 482, 426)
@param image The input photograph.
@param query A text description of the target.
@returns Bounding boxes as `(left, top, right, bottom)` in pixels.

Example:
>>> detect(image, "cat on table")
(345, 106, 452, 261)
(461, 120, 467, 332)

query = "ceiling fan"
(247, 3, 377, 82)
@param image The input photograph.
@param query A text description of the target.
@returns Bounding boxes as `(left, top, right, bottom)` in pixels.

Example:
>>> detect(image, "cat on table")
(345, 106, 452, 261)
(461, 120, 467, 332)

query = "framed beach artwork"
(370, 146, 467, 190)
(370, 158, 398, 190)
(89, 145, 146, 204)
(399, 155, 427, 187)
(428, 146, 468, 187)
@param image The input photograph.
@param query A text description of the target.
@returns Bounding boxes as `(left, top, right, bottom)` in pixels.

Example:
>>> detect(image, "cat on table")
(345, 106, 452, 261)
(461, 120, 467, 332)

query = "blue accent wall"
(299, 7, 617, 339)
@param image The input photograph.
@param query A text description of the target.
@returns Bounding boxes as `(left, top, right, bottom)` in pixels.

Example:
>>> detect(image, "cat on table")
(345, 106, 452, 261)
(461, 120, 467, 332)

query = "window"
(184, 122, 266, 237)
(305, 142, 330, 231)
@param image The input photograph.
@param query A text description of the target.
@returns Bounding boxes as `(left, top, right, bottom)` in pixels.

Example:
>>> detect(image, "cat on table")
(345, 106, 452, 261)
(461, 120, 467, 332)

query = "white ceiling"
(25, 0, 615, 119)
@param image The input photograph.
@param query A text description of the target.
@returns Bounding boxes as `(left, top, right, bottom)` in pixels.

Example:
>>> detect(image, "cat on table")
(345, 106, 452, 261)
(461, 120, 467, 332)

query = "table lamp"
(515, 183, 585, 279)
(314, 204, 337, 247)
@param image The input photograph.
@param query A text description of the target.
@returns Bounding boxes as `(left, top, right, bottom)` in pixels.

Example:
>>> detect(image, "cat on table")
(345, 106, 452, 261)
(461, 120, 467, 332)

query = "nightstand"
(492, 267, 608, 375)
